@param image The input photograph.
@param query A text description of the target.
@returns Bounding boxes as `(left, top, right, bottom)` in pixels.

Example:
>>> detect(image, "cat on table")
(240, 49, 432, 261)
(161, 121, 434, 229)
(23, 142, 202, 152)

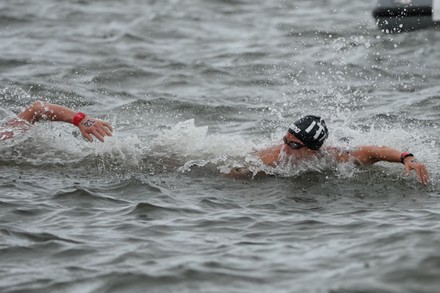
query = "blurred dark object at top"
(373, 0, 440, 32)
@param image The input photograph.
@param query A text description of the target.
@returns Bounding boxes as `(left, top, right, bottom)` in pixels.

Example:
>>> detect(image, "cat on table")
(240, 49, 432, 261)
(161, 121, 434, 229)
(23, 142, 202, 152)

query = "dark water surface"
(1, 0, 440, 292)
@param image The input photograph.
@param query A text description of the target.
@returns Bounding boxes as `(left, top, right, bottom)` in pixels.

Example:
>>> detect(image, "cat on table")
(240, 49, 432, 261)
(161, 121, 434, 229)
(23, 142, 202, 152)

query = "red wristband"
(400, 152, 414, 164)
(73, 112, 86, 126)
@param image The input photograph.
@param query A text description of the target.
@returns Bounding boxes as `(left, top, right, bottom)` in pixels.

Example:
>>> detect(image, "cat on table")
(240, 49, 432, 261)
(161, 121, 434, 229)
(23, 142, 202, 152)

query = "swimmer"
(0, 101, 112, 142)
(232, 115, 430, 185)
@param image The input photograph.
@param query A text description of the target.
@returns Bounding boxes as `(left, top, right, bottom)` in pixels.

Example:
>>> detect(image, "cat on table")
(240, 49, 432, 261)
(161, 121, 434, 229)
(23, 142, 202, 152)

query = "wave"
(0, 227, 81, 245)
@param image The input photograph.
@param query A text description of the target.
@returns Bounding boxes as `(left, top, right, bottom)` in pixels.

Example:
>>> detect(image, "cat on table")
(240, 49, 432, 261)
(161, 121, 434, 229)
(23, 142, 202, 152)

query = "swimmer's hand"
(77, 115, 113, 143)
(403, 157, 430, 185)
(0, 131, 13, 140)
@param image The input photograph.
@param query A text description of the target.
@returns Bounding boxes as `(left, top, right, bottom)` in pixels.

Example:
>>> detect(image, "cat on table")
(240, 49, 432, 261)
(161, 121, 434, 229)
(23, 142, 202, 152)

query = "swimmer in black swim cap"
(248, 114, 430, 185)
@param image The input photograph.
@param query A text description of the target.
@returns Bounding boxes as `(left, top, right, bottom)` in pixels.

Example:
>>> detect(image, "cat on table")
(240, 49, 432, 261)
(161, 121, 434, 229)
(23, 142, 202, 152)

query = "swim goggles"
(283, 136, 306, 150)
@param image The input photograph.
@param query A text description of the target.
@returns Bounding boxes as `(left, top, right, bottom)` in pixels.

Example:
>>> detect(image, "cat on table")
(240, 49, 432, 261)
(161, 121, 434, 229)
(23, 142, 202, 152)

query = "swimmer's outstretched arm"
(17, 101, 113, 142)
(328, 146, 430, 185)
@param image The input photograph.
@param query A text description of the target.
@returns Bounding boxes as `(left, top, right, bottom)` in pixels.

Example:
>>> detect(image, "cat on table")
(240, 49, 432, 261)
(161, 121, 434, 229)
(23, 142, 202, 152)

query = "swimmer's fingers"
(80, 130, 94, 142)
(416, 164, 430, 185)
(405, 159, 430, 185)
(92, 124, 108, 142)
(91, 128, 105, 142)
(99, 122, 113, 137)
(101, 121, 113, 133)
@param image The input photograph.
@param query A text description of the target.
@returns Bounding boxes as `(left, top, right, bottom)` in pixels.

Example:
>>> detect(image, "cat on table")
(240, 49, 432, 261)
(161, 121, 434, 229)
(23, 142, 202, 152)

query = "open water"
(1, 0, 440, 292)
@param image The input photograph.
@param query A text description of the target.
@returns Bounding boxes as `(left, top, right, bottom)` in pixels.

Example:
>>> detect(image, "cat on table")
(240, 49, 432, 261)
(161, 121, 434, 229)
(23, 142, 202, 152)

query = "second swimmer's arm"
(18, 101, 78, 124)
(17, 101, 113, 142)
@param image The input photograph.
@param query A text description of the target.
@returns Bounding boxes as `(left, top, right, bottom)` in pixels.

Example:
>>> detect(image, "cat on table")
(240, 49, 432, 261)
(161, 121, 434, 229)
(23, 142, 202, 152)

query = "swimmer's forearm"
(18, 101, 76, 124)
(350, 146, 405, 165)
(352, 146, 429, 185)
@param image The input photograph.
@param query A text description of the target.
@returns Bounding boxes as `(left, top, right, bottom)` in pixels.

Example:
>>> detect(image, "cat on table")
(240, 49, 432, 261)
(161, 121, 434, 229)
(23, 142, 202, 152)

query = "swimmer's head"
(287, 115, 328, 150)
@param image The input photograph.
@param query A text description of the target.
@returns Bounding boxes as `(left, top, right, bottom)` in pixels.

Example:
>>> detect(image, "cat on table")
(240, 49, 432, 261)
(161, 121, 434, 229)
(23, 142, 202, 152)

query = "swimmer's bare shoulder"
(321, 146, 352, 162)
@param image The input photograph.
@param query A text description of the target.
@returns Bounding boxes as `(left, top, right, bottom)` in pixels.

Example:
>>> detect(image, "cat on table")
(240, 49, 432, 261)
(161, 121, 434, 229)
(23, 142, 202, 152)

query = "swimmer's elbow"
(19, 101, 46, 123)
(30, 101, 46, 113)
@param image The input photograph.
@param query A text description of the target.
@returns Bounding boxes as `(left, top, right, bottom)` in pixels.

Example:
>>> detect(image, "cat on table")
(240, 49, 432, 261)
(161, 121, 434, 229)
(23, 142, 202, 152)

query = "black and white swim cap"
(288, 115, 328, 150)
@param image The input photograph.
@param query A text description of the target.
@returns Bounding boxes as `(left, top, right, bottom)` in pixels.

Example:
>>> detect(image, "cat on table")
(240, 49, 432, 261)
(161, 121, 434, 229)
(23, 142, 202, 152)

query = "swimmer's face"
(283, 132, 306, 150)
